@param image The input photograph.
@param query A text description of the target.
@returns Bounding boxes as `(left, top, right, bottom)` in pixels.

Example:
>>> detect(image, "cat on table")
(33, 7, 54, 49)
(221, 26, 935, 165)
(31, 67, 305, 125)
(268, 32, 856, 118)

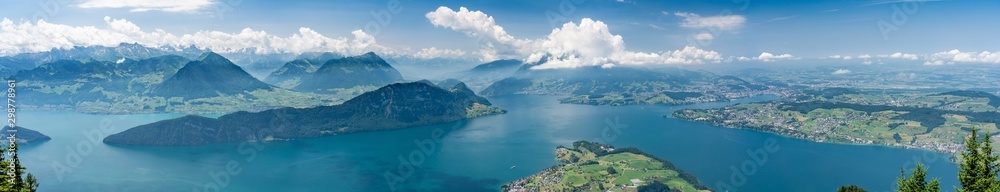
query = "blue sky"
(0, 0, 998, 67)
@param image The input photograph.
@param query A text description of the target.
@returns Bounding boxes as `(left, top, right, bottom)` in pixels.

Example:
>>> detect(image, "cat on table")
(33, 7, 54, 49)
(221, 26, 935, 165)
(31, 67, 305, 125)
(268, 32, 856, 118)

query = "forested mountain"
(103, 81, 504, 146)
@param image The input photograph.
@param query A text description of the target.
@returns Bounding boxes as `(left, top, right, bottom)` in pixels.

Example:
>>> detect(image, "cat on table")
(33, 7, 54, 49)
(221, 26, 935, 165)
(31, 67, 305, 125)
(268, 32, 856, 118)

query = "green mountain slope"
(502, 141, 711, 192)
(153, 52, 274, 99)
(1, 126, 51, 144)
(292, 52, 404, 93)
(10, 55, 190, 105)
(103, 81, 504, 146)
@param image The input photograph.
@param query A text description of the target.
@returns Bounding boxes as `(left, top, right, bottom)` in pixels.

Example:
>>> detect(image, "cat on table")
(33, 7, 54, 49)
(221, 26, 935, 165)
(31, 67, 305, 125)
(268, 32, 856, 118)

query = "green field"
(502, 141, 711, 192)
(674, 90, 1000, 156)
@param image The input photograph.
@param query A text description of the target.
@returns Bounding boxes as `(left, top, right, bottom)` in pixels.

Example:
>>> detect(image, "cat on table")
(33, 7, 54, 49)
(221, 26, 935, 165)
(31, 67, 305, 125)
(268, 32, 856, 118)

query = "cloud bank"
(426, 6, 723, 69)
(824, 51, 1000, 65)
(924, 50, 1000, 65)
(0, 17, 386, 56)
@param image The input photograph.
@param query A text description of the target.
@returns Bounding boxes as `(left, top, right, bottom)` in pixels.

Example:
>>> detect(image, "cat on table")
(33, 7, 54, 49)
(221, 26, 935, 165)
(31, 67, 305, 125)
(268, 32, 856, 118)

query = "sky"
(0, 0, 998, 68)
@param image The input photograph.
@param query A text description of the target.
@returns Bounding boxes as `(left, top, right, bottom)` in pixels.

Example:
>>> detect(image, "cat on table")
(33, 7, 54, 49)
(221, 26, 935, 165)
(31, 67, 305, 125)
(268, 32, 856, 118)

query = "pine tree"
(837, 185, 868, 192)
(957, 127, 1000, 192)
(896, 163, 940, 192)
(0, 141, 38, 192)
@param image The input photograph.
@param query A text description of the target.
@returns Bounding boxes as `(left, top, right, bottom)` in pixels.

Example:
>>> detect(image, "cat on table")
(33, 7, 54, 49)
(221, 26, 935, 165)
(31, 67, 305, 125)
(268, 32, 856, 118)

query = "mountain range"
(103, 81, 505, 146)
(439, 59, 523, 92)
(9, 55, 190, 106)
(480, 59, 768, 105)
(263, 52, 341, 89)
(279, 52, 404, 93)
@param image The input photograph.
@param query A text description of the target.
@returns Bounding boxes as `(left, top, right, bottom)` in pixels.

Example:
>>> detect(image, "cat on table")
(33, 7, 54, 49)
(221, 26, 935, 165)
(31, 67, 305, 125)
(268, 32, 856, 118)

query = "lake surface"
(17, 95, 959, 192)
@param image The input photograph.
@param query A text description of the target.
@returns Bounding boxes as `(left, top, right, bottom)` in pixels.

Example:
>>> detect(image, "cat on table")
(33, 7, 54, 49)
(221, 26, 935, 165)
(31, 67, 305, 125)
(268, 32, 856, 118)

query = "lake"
(17, 95, 959, 192)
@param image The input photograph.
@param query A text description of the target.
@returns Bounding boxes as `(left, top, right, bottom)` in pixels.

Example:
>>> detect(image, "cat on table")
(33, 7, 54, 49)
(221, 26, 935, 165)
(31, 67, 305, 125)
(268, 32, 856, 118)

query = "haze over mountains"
(440, 59, 523, 92)
(268, 52, 404, 93)
(0, 42, 786, 114)
(0, 44, 423, 113)
(479, 57, 769, 105)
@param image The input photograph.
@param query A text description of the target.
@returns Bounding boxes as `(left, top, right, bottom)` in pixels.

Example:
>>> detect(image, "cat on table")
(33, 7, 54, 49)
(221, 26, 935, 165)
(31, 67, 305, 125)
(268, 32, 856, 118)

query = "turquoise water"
(17, 95, 959, 192)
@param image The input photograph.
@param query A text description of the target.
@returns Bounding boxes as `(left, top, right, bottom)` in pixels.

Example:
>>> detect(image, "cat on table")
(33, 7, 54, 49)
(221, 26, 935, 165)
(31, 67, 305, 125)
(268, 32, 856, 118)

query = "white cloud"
(924, 50, 1000, 65)
(756, 52, 796, 62)
(413, 47, 466, 59)
(880, 52, 919, 60)
(0, 17, 386, 56)
(78, 0, 216, 12)
(832, 69, 851, 75)
(426, 6, 724, 69)
(673, 12, 746, 31)
(820, 51, 1000, 65)
(693, 33, 714, 40)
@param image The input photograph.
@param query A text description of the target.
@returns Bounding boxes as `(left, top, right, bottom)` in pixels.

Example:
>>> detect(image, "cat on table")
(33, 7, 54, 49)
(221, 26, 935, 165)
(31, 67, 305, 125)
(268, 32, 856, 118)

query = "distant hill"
(263, 52, 342, 89)
(1, 126, 51, 144)
(469, 59, 522, 72)
(933, 90, 1000, 108)
(280, 52, 404, 93)
(6, 51, 336, 114)
(104, 81, 505, 146)
(481, 62, 768, 106)
(9, 55, 190, 105)
(153, 52, 274, 99)
(0, 42, 204, 81)
(439, 59, 523, 92)
(3, 43, 200, 67)
(435, 78, 464, 89)
(502, 141, 711, 192)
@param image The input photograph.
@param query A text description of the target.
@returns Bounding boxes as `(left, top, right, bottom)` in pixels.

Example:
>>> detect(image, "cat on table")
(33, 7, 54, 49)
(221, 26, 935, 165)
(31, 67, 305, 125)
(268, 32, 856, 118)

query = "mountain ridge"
(103, 81, 504, 146)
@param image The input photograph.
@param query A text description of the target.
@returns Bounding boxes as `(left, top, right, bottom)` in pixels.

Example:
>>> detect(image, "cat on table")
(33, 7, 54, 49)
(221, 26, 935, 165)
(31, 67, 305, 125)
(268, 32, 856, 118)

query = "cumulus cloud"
(924, 50, 1000, 65)
(756, 52, 796, 62)
(0, 17, 386, 56)
(832, 69, 851, 75)
(426, 6, 724, 69)
(78, 0, 216, 12)
(882, 52, 919, 60)
(413, 47, 466, 59)
(673, 12, 746, 31)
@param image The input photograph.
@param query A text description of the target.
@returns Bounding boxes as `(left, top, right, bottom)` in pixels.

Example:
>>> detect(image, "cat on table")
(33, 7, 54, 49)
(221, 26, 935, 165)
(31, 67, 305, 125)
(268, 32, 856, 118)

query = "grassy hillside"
(503, 141, 711, 192)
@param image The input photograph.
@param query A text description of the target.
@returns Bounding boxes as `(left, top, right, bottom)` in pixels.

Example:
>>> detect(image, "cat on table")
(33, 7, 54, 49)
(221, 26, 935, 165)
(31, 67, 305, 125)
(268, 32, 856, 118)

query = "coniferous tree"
(0, 141, 38, 192)
(896, 163, 940, 192)
(957, 127, 1000, 192)
(837, 185, 868, 192)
